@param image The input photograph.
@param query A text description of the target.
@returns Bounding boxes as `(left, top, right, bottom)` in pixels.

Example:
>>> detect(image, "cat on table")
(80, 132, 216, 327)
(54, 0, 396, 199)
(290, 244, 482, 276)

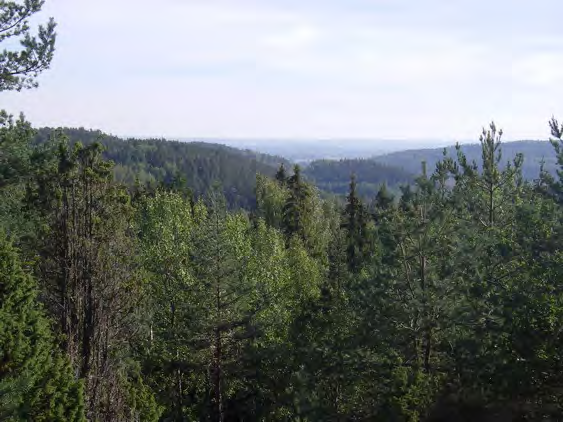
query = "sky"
(3, 0, 563, 144)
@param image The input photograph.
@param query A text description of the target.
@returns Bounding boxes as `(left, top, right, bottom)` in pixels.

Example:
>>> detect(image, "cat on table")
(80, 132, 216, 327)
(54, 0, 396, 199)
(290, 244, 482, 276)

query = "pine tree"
(0, 112, 53, 245)
(546, 117, 563, 202)
(0, 232, 85, 421)
(33, 139, 151, 420)
(192, 187, 251, 421)
(0, 0, 57, 91)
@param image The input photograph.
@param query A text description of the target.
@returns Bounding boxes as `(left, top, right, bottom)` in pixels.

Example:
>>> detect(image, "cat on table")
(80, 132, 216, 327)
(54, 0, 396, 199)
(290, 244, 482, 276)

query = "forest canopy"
(4, 1, 563, 421)
(4, 113, 563, 420)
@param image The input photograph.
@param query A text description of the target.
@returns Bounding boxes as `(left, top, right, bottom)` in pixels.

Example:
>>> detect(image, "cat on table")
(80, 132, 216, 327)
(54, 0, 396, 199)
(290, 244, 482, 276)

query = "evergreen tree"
(275, 163, 287, 185)
(0, 0, 57, 91)
(547, 117, 563, 202)
(341, 173, 368, 273)
(282, 165, 309, 241)
(0, 112, 53, 245)
(34, 139, 153, 420)
(0, 232, 85, 421)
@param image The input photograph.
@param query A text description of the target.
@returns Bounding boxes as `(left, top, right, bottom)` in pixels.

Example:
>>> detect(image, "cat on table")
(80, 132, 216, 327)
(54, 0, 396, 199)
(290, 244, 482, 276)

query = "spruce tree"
(275, 163, 287, 185)
(342, 174, 368, 273)
(282, 165, 309, 241)
(0, 233, 85, 421)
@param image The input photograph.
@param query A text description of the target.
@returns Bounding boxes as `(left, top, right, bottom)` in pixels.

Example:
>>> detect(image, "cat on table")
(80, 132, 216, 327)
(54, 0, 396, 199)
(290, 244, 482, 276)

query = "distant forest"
(34, 127, 289, 209)
(372, 140, 556, 180)
(32, 129, 562, 207)
(303, 158, 414, 198)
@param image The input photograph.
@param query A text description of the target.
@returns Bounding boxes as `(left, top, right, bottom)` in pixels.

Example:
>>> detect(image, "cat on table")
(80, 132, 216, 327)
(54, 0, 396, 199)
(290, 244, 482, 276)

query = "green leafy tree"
(255, 173, 288, 230)
(137, 189, 204, 420)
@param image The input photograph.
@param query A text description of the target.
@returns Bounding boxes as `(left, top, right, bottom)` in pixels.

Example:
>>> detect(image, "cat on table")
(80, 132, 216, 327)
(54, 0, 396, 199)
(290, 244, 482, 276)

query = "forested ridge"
(302, 158, 415, 198)
(372, 140, 556, 181)
(33, 128, 420, 203)
(302, 141, 559, 199)
(34, 127, 290, 209)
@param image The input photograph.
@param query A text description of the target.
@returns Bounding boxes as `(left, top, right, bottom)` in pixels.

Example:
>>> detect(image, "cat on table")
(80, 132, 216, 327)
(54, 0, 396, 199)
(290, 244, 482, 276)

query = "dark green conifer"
(282, 165, 309, 241)
(275, 163, 287, 185)
(342, 173, 368, 273)
(0, 233, 85, 421)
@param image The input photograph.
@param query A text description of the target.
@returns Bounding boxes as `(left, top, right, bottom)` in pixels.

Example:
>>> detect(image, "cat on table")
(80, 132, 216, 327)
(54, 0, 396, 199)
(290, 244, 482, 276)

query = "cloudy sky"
(3, 0, 563, 143)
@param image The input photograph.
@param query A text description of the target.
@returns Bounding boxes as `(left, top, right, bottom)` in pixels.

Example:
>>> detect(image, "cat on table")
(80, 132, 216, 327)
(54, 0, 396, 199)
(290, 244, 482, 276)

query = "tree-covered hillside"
(300, 141, 556, 200)
(303, 158, 415, 197)
(373, 140, 555, 181)
(34, 127, 289, 209)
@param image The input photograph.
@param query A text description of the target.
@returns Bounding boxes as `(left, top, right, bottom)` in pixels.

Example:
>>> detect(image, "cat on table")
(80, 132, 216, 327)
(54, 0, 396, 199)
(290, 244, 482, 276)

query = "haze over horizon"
(3, 0, 563, 144)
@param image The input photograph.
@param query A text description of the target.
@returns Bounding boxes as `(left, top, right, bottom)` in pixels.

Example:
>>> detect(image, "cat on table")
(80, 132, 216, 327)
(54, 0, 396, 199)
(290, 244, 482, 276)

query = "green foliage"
(0, 112, 53, 243)
(0, 233, 84, 421)
(6, 115, 563, 421)
(0, 0, 57, 91)
(34, 127, 285, 209)
(304, 157, 414, 198)
(256, 172, 288, 229)
(342, 173, 370, 273)
(29, 136, 153, 420)
(374, 140, 557, 182)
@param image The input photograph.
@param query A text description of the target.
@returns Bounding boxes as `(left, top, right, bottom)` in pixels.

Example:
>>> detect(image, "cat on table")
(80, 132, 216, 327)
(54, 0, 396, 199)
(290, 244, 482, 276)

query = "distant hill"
(221, 139, 394, 163)
(303, 158, 415, 198)
(34, 127, 288, 209)
(33, 130, 557, 206)
(373, 140, 557, 181)
(297, 140, 561, 200)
